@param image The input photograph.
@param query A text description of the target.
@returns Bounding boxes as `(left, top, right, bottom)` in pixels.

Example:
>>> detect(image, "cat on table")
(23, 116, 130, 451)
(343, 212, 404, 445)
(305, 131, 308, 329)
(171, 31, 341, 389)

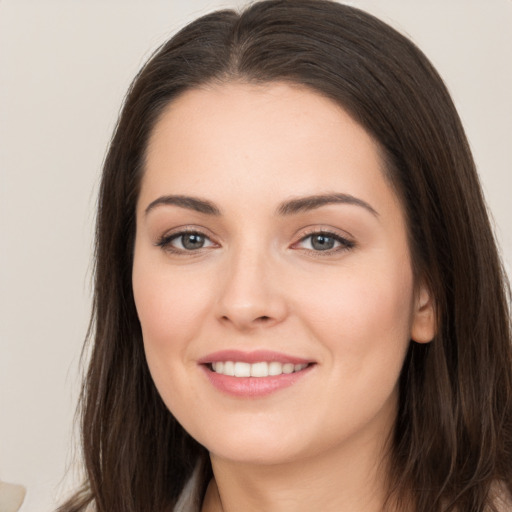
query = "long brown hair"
(59, 1, 512, 511)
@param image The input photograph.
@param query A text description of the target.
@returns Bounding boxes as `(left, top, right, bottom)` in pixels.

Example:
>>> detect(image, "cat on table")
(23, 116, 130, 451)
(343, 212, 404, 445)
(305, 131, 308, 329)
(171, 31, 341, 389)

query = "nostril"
(219, 312, 281, 328)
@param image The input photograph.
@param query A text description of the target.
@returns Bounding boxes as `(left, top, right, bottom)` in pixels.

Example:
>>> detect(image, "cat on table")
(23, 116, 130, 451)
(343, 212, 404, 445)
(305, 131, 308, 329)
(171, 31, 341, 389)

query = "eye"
(294, 231, 354, 253)
(156, 231, 216, 252)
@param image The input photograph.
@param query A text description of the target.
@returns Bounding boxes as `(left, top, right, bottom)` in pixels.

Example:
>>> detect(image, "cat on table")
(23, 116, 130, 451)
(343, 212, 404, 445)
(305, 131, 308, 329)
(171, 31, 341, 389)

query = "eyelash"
(292, 229, 355, 255)
(155, 229, 216, 254)
(155, 228, 355, 256)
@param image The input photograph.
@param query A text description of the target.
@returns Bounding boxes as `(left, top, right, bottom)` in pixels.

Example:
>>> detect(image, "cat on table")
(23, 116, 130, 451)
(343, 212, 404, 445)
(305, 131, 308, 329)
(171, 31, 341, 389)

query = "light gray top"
(173, 463, 203, 512)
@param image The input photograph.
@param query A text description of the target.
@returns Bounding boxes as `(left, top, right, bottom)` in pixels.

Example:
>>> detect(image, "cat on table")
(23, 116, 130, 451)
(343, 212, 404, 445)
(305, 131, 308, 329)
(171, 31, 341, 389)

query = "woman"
(59, 0, 512, 511)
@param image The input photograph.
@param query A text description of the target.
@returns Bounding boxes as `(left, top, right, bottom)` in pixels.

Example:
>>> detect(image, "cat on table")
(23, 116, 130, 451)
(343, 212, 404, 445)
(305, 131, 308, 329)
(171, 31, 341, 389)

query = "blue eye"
(157, 231, 215, 252)
(177, 233, 207, 250)
(308, 234, 337, 251)
(297, 232, 354, 252)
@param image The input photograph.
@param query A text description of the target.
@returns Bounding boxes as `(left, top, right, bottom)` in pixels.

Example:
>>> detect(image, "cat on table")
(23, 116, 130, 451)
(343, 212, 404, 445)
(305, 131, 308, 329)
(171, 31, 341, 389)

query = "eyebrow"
(145, 195, 221, 216)
(276, 193, 379, 217)
(144, 192, 378, 217)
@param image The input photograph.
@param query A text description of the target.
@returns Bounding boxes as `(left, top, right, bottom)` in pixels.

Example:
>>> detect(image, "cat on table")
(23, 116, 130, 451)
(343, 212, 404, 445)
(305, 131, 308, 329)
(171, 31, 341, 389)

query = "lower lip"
(201, 365, 314, 397)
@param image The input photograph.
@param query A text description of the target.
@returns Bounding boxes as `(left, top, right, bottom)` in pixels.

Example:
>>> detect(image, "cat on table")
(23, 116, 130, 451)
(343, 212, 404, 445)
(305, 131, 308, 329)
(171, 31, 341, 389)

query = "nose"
(215, 245, 288, 331)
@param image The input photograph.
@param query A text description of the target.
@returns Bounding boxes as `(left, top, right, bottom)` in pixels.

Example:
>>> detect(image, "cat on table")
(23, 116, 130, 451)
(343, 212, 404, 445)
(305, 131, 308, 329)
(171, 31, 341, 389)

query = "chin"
(207, 442, 304, 466)
(191, 419, 335, 467)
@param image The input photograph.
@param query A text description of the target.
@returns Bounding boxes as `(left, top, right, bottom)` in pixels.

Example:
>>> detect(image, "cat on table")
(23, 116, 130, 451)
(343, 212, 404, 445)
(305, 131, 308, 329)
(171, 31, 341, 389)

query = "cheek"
(134, 278, 198, 344)
(132, 251, 212, 372)
(132, 258, 213, 415)
(297, 258, 414, 370)
(301, 262, 414, 430)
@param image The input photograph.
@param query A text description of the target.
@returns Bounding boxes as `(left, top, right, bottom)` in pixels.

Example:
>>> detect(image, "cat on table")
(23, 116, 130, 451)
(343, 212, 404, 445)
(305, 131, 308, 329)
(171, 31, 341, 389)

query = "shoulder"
(0, 481, 26, 512)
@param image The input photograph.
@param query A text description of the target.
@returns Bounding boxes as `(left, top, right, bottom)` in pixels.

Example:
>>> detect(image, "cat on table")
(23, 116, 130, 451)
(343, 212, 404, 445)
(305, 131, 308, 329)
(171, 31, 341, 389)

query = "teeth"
(251, 362, 268, 377)
(223, 361, 235, 376)
(234, 362, 251, 377)
(211, 361, 308, 377)
(283, 363, 294, 374)
(268, 361, 282, 376)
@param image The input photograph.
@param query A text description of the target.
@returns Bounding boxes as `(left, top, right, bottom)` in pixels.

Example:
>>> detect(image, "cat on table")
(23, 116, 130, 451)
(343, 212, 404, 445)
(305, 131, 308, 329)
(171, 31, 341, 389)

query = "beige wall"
(0, 1, 510, 510)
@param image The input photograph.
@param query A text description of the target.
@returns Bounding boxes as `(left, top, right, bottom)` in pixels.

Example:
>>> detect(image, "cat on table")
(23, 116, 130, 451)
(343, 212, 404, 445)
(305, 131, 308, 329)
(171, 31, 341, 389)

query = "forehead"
(141, 81, 397, 215)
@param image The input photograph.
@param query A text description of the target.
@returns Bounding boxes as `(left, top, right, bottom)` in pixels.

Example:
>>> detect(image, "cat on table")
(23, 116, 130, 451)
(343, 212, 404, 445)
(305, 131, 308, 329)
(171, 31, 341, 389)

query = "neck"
(202, 426, 397, 512)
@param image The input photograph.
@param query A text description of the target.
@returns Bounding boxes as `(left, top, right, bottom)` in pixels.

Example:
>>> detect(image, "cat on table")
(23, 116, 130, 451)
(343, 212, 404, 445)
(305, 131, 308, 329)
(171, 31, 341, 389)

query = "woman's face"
(132, 82, 434, 466)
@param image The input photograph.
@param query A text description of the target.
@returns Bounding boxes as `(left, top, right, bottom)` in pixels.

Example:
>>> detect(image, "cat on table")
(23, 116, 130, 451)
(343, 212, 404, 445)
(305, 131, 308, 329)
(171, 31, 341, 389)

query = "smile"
(210, 361, 309, 377)
(199, 351, 314, 397)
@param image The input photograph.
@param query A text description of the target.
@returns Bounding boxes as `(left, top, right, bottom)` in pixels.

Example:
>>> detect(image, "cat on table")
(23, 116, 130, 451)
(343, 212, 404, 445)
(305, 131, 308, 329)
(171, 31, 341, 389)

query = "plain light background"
(0, 1, 510, 511)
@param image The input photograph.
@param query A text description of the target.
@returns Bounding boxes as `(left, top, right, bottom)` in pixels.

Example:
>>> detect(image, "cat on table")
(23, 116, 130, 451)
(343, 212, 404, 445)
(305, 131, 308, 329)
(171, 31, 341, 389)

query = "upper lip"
(197, 350, 313, 365)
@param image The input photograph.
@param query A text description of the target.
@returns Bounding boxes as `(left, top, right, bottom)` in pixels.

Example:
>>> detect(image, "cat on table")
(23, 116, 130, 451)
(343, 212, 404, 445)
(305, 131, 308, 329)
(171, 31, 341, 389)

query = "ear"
(410, 282, 436, 344)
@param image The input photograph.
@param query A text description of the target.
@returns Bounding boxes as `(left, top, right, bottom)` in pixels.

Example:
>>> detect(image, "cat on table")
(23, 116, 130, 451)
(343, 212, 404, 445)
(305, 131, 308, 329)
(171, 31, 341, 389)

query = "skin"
(132, 82, 435, 512)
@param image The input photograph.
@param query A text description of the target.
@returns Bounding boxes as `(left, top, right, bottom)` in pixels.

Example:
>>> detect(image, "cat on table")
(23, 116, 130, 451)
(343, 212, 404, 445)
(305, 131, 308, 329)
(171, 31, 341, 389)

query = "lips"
(198, 350, 315, 397)
(198, 349, 311, 365)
